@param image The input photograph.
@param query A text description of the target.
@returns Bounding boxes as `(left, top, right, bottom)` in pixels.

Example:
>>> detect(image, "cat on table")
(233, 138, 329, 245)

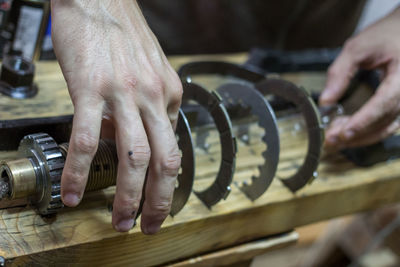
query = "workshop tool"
(0, 54, 37, 98)
(0, 110, 195, 216)
(182, 82, 237, 208)
(217, 83, 280, 200)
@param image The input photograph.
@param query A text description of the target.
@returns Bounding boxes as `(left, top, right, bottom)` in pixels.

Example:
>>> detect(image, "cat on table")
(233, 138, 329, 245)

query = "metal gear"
(18, 133, 65, 215)
(256, 79, 324, 192)
(217, 83, 280, 200)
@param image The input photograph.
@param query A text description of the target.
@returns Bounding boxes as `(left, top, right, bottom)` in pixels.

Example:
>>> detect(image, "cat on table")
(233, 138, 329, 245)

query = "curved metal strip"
(256, 79, 324, 192)
(178, 61, 265, 83)
(217, 83, 280, 200)
(182, 82, 237, 208)
(170, 109, 195, 216)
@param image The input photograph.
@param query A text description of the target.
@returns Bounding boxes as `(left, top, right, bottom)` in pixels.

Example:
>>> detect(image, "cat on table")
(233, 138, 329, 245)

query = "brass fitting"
(0, 134, 119, 214)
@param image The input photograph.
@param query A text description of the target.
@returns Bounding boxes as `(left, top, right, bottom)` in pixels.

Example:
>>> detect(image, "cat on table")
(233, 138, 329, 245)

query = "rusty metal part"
(178, 61, 265, 84)
(0, 110, 195, 216)
(217, 83, 280, 200)
(256, 79, 324, 192)
(182, 82, 237, 208)
(0, 55, 38, 99)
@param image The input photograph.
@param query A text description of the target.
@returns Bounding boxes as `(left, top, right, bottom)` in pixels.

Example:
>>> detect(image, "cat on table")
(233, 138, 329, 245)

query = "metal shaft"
(60, 139, 118, 192)
(0, 139, 119, 202)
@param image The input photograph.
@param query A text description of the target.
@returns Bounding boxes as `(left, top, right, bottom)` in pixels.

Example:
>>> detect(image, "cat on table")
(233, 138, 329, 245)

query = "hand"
(320, 7, 400, 149)
(51, 0, 182, 233)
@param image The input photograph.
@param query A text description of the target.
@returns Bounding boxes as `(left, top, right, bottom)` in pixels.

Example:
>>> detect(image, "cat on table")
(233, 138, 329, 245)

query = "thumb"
(320, 47, 359, 106)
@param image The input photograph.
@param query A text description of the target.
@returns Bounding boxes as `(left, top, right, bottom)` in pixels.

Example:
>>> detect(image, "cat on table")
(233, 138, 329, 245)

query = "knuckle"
(149, 200, 171, 217)
(71, 133, 99, 156)
(143, 74, 165, 99)
(116, 196, 141, 212)
(62, 168, 86, 189)
(169, 80, 183, 105)
(343, 38, 358, 53)
(127, 144, 151, 169)
(327, 65, 339, 79)
(160, 150, 181, 177)
(120, 74, 139, 94)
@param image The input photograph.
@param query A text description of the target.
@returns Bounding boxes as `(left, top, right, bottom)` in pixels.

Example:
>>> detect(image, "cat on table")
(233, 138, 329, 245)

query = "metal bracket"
(182, 82, 237, 208)
(217, 83, 280, 200)
(170, 109, 195, 216)
(256, 79, 324, 192)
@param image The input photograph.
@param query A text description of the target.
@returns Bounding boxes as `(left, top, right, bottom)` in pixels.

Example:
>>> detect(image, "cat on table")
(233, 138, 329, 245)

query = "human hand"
(320, 7, 400, 149)
(51, 0, 182, 233)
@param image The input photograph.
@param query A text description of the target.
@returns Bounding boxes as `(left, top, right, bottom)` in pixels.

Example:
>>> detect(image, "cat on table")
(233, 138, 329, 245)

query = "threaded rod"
(60, 139, 118, 192)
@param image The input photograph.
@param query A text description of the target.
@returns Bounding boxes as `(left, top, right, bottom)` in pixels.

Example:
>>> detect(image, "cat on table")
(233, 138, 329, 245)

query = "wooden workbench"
(1, 55, 400, 266)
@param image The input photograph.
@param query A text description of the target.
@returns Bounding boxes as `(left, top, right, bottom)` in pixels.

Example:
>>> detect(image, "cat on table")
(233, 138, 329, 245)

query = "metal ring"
(217, 83, 280, 200)
(182, 82, 237, 208)
(170, 109, 195, 216)
(178, 61, 265, 83)
(256, 79, 324, 192)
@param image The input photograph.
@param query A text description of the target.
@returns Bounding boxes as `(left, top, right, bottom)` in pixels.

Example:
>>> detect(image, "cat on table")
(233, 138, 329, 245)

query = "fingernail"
(143, 222, 161, 235)
(116, 218, 135, 232)
(319, 89, 333, 103)
(344, 129, 355, 140)
(63, 193, 80, 207)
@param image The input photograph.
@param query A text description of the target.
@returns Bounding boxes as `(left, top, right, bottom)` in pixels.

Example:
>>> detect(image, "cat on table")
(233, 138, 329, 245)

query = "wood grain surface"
(0, 56, 399, 266)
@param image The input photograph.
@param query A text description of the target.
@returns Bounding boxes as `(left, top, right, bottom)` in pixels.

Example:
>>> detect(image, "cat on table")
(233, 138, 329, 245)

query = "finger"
(338, 67, 400, 143)
(320, 45, 360, 106)
(61, 97, 104, 207)
(324, 116, 350, 149)
(112, 103, 150, 232)
(140, 108, 181, 235)
(344, 119, 400, 147)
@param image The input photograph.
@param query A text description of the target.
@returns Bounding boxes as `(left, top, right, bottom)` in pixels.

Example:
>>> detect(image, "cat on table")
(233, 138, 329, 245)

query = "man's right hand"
(51, 0, 182, 234)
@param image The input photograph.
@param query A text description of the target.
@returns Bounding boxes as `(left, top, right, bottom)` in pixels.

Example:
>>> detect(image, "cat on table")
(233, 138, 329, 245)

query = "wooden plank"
(169, 231, 298, 267)
(0, 58, 400, 266)
(1, 153, 400, 266)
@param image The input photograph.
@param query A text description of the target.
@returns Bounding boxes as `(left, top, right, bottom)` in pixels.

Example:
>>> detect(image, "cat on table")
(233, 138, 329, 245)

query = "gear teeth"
(24, 133, 65, 215)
